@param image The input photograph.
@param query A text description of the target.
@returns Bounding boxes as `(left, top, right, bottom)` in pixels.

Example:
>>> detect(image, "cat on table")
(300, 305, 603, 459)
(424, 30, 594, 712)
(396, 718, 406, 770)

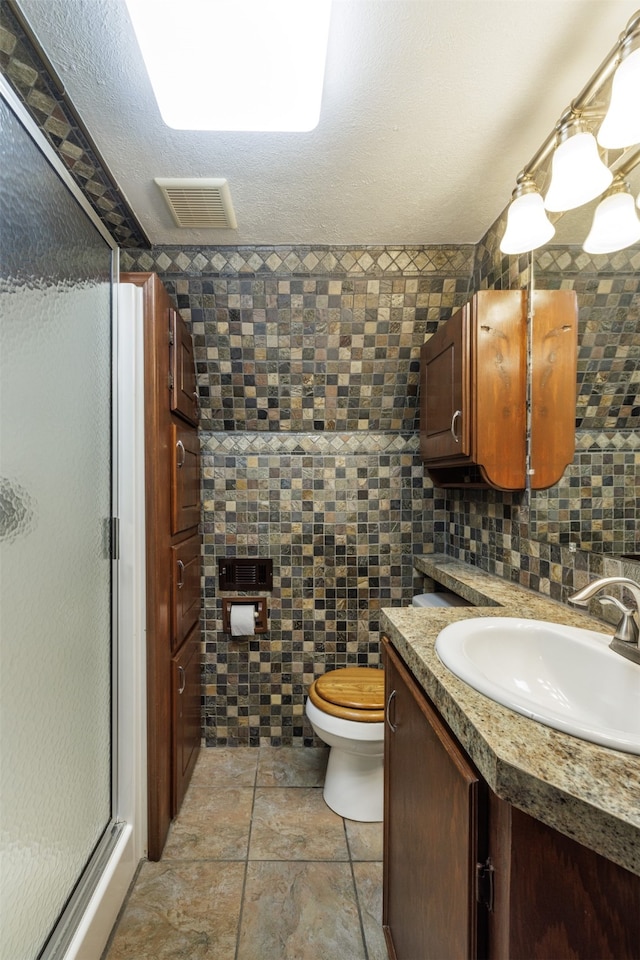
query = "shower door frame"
(0, 75, 146, 960)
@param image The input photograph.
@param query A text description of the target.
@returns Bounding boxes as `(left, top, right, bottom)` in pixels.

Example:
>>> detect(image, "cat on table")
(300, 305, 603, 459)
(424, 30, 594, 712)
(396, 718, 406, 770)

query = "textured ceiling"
(14, 0, 640, 247)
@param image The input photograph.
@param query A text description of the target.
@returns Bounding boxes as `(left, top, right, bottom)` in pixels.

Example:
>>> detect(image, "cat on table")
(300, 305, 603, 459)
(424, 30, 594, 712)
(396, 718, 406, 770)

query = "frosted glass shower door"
(0, 95, 114, 958)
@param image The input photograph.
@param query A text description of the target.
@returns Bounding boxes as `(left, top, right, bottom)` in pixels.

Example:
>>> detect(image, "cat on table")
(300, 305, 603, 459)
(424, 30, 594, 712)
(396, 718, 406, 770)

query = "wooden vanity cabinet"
(419, 289, 577, 490)
(383, 639, 488, 959)
(382, 637, 640, 960)
(121, 272, 201, 860)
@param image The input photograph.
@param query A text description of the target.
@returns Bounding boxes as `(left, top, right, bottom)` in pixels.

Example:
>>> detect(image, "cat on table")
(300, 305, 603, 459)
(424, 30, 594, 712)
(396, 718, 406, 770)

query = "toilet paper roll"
(230, 603, 256, 636)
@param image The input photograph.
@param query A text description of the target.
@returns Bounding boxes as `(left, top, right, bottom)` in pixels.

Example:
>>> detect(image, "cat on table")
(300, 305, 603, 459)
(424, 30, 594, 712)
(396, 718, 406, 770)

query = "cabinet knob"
(386, 689, 397, 733)
(176, 439, 186, 467)
(450, 409, 462, 443)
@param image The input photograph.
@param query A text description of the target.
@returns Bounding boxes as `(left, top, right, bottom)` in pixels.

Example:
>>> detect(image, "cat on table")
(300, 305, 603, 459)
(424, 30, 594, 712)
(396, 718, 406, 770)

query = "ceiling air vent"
(155, 177, 237, 229)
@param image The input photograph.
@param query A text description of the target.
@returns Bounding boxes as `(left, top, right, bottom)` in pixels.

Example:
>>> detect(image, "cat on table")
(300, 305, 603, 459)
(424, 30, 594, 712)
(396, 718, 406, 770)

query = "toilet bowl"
(305, 667, 385, 822)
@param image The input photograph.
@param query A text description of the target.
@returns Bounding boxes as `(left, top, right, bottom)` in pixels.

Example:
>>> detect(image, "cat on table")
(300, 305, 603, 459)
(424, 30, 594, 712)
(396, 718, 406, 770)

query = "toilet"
(305, 666, 385, 822)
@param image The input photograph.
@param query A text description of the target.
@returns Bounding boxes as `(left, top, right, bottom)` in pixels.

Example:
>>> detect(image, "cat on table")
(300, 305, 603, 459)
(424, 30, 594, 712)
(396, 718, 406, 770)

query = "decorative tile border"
(201, 431, 420, 457)
(120, 244, 476, 278)
(0, 0, 149, 247)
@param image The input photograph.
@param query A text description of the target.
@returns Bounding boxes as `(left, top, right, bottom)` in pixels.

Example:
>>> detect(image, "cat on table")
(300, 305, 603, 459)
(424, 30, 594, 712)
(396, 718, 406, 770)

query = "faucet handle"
(598, 595, 636, 616)
(599, 596, 639, 645)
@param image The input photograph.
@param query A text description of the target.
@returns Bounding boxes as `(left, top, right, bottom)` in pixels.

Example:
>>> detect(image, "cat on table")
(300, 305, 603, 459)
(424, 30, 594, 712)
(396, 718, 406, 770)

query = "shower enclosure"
(0, 79, 144, 959)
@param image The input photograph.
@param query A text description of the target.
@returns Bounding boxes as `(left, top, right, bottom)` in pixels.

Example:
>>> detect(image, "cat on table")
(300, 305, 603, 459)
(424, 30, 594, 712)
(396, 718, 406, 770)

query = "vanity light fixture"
(583, 178, 640, 254)
(500, 9, 640, 255)
(123, 0, 332, 132)
(500, 178, 555, 255)
(544, 119, 613, 213)
(597, 24, 640, 149)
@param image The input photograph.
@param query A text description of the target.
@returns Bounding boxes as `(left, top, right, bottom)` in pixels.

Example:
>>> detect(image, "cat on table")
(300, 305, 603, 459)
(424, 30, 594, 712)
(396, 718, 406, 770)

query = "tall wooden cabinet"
(121, 272, 201, 860)
(419, 289, 577, 490)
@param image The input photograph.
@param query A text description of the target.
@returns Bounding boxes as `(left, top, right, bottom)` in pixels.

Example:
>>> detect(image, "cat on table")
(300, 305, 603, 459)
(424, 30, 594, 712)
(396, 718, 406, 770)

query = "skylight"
(124, 0, 332, 132)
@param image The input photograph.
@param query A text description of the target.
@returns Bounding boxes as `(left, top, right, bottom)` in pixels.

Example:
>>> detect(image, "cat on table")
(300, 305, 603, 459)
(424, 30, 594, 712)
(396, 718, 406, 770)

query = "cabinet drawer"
(170, 533, 201, 652)
(171, 623, 201, 816)
(171, 422, 200, 534)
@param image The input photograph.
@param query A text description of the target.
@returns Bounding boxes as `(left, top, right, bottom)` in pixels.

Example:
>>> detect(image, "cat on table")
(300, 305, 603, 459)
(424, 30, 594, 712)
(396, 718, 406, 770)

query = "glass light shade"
(583, 189, 640, 254)
(598, 46, 640, 148)
(544, 130, 613, 212)
(500, 190, 555, 254)
(124, 0, 332, 131)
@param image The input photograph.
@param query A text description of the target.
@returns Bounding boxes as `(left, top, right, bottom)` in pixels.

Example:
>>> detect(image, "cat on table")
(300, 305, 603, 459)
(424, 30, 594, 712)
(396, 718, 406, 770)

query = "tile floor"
(103, 746, 387, 960)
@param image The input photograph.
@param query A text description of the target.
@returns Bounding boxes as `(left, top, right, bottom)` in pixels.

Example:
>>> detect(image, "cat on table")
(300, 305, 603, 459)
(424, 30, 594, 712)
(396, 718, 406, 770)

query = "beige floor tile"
(237, 861, 366, 960)
(353, 861, 388, 960)
(189, 746, 258, 787)
(249, 787, 349, 861)
(162, 786, 254, 860)
(345, 817, 384, 860)
(105, 860, 244, 960)
(256, 745, 328, 786)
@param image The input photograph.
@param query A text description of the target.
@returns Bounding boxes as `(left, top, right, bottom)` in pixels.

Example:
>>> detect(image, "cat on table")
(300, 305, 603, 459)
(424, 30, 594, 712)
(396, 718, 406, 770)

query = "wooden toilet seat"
(308, 667, 385, 722)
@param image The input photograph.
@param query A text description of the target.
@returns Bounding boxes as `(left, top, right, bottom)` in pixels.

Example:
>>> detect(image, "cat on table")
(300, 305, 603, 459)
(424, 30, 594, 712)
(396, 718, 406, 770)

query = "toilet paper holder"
(221, 597, 268, 634)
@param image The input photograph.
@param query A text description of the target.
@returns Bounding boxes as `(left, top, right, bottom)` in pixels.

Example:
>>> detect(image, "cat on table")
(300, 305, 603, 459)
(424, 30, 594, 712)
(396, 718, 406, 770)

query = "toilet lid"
(315, 667, 385, 710)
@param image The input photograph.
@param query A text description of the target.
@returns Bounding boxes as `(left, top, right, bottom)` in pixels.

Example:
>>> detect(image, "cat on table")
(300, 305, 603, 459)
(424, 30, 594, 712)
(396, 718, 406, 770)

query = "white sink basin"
(435, 617, 640, 754)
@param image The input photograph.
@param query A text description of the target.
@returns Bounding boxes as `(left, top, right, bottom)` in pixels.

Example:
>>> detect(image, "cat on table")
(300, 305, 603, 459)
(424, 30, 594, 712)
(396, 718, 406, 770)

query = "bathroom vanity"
(381, 556, 640, 960)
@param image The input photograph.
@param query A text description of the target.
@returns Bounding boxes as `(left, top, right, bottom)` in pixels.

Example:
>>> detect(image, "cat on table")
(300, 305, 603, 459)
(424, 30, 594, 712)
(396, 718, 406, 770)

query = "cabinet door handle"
(386, 689, 397, 733)
(177, 559, 185, 589)
(176, 439, 186, 468)
(450, 409, 462, 443)
(178, 665, 186, 695)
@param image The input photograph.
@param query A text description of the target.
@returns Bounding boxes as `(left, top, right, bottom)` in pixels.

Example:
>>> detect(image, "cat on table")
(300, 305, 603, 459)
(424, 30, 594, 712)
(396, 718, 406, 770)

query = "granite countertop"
(380, 553, 640, 877)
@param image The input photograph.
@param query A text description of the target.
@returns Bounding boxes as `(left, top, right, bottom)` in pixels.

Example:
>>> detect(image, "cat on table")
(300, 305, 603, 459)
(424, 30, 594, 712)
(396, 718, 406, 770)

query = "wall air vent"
(219, 558, 273, 591)
(154, 178, 237, 229)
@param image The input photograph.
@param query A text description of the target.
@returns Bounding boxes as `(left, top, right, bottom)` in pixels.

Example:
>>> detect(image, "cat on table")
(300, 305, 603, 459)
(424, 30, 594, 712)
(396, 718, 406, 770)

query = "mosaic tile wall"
(120, 245, 473, 744)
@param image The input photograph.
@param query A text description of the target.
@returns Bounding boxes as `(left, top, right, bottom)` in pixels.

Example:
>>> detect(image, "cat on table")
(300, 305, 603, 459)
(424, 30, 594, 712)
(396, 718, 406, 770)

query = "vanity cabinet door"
(420, 302, 470, 463)
(489, 797, 640, 960)
(383, 638, 485, 960)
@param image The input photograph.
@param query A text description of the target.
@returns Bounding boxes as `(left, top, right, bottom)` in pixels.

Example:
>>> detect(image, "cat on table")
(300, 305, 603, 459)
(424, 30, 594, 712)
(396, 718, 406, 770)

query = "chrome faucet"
(568, 577, 640, 665)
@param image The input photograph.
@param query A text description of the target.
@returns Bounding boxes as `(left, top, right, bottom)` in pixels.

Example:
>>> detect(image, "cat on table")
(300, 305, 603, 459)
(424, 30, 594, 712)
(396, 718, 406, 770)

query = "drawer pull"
(176, 439, 186, 467)
(386, 689, 397, 733)
(177, 559, 185, 589)
(178, 665, 186, 695)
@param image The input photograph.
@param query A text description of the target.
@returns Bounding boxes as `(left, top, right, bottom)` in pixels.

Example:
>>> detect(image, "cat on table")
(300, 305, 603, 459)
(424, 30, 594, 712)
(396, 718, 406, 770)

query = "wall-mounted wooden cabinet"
(419, 289, 577, 490)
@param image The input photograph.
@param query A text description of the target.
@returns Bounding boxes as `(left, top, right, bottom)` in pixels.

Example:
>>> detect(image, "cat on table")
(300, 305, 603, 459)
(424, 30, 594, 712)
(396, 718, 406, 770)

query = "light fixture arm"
(515, 9, 640, 185)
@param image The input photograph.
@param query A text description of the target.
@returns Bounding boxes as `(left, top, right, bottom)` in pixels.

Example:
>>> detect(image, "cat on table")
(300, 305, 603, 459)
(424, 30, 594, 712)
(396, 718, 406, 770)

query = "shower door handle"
(386, 689, 397, 733)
